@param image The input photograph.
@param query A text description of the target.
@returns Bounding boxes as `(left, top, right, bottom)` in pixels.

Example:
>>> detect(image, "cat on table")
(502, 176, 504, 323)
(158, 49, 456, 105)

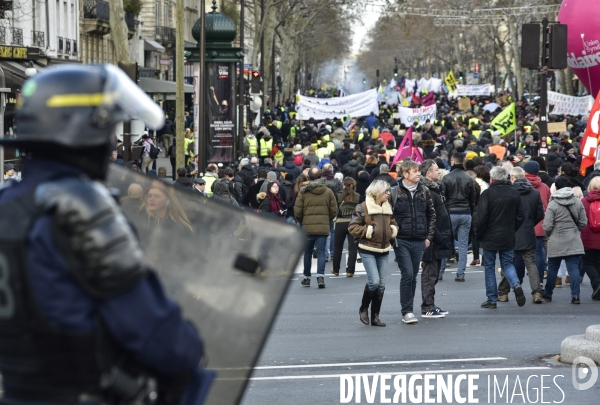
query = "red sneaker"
(469, 259, 480, 266)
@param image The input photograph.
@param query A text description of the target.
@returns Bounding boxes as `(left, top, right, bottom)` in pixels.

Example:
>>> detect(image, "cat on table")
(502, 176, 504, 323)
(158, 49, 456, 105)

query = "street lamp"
(25, 61, 37, 78)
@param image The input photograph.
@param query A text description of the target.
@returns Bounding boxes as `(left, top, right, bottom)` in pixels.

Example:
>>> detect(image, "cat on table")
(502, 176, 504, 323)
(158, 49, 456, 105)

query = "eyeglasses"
(384, 189, 391, 194)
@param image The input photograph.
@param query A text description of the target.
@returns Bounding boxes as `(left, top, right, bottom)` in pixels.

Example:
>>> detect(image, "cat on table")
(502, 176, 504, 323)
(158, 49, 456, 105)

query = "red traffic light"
(252, 71, 260, 78)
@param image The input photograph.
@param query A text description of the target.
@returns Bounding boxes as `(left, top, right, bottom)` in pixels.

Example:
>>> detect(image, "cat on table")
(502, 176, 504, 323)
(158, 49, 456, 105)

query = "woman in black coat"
(419, 160, 453, 318)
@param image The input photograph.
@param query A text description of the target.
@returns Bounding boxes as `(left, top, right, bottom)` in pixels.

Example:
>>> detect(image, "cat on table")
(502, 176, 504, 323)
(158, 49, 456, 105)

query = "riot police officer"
(0, 65, 204, 404)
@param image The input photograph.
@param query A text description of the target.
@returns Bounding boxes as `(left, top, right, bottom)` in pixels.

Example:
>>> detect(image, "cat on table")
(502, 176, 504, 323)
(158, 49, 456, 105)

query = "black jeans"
(394, 239, 426, 315)
(583, 249, 600, 290)
(332, 221, 357, 274)
(421, 259, 440, 310)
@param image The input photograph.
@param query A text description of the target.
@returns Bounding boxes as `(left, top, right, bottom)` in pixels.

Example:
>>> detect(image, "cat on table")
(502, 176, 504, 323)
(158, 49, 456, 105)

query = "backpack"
(149, 143, 160, 159)
(588, 200, 600, 232)
(294, 154, 303, 166)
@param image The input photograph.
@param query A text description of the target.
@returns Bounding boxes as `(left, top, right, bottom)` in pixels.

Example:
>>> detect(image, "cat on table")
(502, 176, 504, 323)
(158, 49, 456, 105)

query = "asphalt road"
(240, 252, 600, 405)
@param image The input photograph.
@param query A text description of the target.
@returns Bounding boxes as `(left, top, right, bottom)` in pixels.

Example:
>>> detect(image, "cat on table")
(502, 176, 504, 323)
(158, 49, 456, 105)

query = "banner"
(296, 89, 379, 120)
(451, 84, 492, 97)
(491, 103, 516, 136)
(421, 92, 436, 107)
(445, 71, 458, 92)
(397, 104, 437, 127)
(579, 90, 600, 176)
(548, 91, 594, 116)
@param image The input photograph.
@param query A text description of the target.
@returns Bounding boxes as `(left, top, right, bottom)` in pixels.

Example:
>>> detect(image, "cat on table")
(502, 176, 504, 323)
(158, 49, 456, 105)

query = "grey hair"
(510, 166, 525, 179)
(490, 166, 509, 182)
(492, 136, 501, 145)
(379, 164, 390, 173)
(365, 180, 390, 199)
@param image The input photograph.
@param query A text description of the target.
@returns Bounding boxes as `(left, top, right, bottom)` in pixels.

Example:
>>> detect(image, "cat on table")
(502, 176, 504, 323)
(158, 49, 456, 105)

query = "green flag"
(491, 102, 516, 136)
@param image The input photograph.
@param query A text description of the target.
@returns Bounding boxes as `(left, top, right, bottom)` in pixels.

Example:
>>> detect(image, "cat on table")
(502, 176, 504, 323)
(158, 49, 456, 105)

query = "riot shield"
(105, 165, 303, 405)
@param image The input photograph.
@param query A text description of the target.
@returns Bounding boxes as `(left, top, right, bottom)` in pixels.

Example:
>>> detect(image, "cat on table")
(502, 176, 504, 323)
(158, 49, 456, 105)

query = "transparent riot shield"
(105, 165, 303, 405)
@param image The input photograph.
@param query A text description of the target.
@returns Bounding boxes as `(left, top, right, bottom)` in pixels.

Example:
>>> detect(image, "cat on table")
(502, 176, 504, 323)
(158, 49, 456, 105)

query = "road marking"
(249, 366, 551, 381)
(254, 357, 506, 370)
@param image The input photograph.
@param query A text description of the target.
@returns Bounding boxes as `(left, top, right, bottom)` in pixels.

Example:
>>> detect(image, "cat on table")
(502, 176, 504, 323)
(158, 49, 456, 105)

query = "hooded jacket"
(337, 148, 353, 167)
(348, 195, 398, 254)
(512, 178, 544, 251)
(476, 180, 524, 250)
(293, 178, 337, 235)
(543, 187, 587, 258)
(525, 173, 551, 237)
(580, 189, 600, 250)
(420, 178, 453, 260)
(546, 151, 563, 178)
(276, 160, 301, 181)
(342, 160, 364, 180)
(356, 171, 370, 199)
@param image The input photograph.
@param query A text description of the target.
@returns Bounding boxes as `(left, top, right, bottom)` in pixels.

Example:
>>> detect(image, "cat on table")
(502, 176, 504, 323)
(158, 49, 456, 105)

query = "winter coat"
(356, 171, 370, 199)
(257, 192, 285, 218)
(476, 180, 524, 251)
(525, 174, 551, 237)
(442, 165, 475, 214)
(538, 171, 553, 188)
(546, 152, 563, 178)
(364, 164, 378, 176)
(238, 164, 256, 190)
(420, 178, 453, 261)
(242, 179, 266, 209)
(342, 160, 364, 180)
(512, 178, 545, 251)
(393, 182, 436, 241)
(543, 187, 587, 258)
(281, 179, 295, 208)
(583, 170, 600, 189)
(323, 172, 342, 201)
(581, 189, 600, 250)
(304, 153, 320, 167)
(173, 177, 193, 189)
(276, 161, 302, 182)
(338, 149, 353, 167)
(294, 178, 337, 235)
(348, 195, 398, 253)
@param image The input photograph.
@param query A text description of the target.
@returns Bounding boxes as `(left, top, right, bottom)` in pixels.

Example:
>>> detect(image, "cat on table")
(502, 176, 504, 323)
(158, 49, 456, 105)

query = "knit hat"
(523, 161, 540, 175)
(516, 149, 527, 156)
(266, 171, 278, 181)
(4, 163, 14, 173)
(465, 160, 476, 171)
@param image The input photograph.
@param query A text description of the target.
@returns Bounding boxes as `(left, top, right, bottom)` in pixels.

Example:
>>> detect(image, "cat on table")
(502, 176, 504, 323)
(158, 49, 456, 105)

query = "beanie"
(523, 161, 540, 175)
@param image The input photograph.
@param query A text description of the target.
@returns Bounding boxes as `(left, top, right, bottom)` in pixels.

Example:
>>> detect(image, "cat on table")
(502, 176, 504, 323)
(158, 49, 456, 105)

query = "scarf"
(402, 180, 418, 197)
(420, 177, 439, 192)
(268, 193, 282, 213)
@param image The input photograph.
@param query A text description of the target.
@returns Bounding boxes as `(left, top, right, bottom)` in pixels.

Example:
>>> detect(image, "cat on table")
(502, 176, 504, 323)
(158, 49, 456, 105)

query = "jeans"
(303, 234, 328, 277)
(326, 220, 335, 257)
(450, 214, 471, 277)
(483, 248, 520, 303)
(361, 252, 388, 293)
(333, 221, 357, 273)
(421, 259, 441, 310)
(545, 255, 581, 298)
(499, 249, 542, 295)
(394, 239, 426, 315)
(535, 236, 547, 282)
(583, 249, 600, 290)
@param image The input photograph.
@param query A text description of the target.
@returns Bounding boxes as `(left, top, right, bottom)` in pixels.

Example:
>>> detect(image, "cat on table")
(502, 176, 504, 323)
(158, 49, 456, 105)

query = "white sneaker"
(402, 313, 418, 324)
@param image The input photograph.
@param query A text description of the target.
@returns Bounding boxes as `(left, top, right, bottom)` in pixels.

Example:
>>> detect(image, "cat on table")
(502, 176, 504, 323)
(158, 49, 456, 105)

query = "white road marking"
(253, 357, 506, 370)
(249, 366, 551, 381)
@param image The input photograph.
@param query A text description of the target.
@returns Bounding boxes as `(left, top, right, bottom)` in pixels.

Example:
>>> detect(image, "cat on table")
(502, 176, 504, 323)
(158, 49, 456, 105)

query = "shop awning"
(0, 60, 46, 80)
(138, 77, 194, 94)
(144, 39, 165, 52)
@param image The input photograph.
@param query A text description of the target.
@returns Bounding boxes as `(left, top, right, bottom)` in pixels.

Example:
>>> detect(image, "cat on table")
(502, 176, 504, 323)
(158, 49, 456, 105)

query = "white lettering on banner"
(398, 104, 437, 127)
(451, 84, 491, 97)
(296, 89, 379, 120)
(548, 91, 594, 116)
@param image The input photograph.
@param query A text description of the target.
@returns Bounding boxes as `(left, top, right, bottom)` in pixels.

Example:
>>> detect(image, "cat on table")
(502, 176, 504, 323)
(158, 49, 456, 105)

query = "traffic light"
(459, 72, 464, 80)
(548, 24, 568, 69)
(251, 71, 261, 93)
(394, 68, 398, 77)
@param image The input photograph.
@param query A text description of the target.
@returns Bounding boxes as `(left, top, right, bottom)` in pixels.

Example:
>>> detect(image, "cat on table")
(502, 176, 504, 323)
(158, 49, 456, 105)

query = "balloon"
(559, 0, 600, 96)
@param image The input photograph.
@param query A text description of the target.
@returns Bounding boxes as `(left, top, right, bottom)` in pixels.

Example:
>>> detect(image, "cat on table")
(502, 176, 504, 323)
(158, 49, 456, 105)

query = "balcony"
(57, 36, 63, 54)
(155, 26, 175, 46)
(11, 28, 22, 45)
(32, 30, 44, 48)
(82, 0, 111, 35)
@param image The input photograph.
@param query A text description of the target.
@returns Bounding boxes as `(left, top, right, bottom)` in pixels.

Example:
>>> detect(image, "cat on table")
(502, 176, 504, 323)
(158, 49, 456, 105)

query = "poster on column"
(207, 62, 235, 163)
(397, 104, 437, 127)
(548, 91, 594, 116)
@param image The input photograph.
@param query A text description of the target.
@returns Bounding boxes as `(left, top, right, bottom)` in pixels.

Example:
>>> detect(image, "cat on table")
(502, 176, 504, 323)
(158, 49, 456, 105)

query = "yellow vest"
(327, 141, 335, 154)
(472, 130, 482, 139)
(274, 149, 284, 165)
(316, 147, 329, 160)
(322, 134, 331, 142)
(247, 137, 258, 155)
(202, 175, 217, 197)
(260, 138, 273, 157)
(468, 118, 480, 128)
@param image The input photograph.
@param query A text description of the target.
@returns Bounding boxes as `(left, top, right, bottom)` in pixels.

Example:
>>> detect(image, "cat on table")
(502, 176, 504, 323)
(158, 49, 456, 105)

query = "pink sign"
(559, 0, 600, 96)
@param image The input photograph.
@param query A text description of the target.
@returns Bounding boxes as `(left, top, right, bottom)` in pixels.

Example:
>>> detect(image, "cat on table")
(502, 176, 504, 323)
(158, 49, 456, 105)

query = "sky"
(351, 8, 379, 56)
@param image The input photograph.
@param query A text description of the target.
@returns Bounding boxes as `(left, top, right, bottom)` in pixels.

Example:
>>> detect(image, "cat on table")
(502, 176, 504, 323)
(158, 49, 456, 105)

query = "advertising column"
(206, 62, 235, 163)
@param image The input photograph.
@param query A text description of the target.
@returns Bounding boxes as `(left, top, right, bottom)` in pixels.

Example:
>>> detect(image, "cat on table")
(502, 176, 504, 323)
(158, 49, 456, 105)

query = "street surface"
(241, 252, 600, 405)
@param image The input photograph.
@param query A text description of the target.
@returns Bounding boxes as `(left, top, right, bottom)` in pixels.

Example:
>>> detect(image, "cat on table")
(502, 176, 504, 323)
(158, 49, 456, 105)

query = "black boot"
(359, 284, 371, 325)
(370, 289, 386, 327)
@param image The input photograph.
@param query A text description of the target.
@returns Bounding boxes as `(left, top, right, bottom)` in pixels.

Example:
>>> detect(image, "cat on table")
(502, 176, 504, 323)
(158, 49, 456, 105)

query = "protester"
(349, 180, 398, 327)
(332, 177, 362, 277)
(258, 181, 286, 218)
(581, 176, 600, 300)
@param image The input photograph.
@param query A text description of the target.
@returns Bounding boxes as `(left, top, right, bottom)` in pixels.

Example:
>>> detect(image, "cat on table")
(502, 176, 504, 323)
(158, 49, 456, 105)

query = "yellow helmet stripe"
(46, 92, 117, 107)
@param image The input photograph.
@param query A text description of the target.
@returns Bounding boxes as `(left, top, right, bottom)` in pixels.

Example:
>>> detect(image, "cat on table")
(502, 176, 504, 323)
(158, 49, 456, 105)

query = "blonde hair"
(143, 180, 193, 232)
(365, 179, 390, 199)
(396, 159, 420, 178)
(588, 176, 600, 192)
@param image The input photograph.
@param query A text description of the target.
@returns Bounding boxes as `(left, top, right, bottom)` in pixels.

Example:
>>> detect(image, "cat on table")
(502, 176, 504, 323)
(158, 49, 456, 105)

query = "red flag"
(579, 90, 600, 176)
(390, 128, 424, 169)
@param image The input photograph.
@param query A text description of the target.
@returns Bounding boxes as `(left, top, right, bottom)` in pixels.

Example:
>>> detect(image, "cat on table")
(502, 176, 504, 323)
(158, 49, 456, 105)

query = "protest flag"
(445, 70, 458, 92)
(390, 128, 424, 169)
(579, 90, 600, 176)
(491, 103, 516, 136)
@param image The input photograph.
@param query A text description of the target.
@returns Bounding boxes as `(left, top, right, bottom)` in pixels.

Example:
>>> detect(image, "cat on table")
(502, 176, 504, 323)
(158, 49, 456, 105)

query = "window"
(155, 2, 160, 26)
(164, 3, 168, 26)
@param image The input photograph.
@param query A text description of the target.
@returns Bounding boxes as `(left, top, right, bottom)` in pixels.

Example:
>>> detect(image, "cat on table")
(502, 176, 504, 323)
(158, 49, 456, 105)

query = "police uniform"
(0, 65, 203, 405)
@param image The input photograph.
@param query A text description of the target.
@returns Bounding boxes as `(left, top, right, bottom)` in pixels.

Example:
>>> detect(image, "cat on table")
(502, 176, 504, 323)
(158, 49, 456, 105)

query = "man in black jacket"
(419, 160, 453, 319)
(477, 166, 525, 309)
(442, 152, 475, 282)
(497, 167, 545, 304)
(342, 152, 364, 180)
(393, 160, 436, 325)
